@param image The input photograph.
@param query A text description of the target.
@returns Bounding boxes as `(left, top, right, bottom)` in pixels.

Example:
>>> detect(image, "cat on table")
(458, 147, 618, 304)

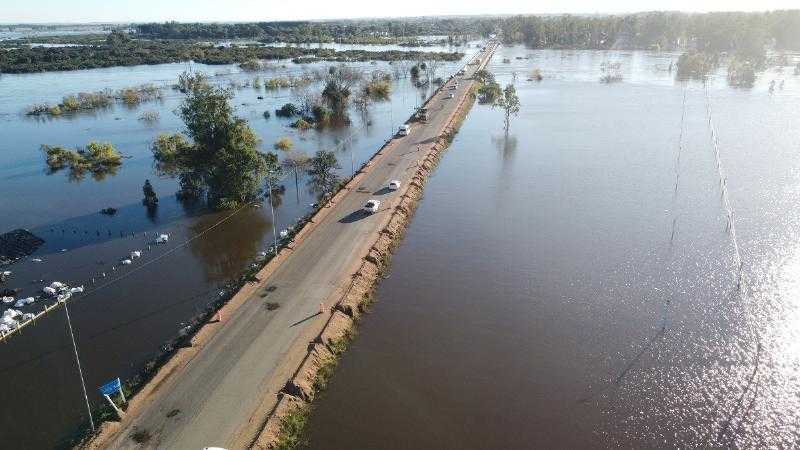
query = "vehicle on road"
(388, 180, 401, 190)
(397, 124, 410, 136)
(447, 92, 454, 99)
(363, 199, 381, 214)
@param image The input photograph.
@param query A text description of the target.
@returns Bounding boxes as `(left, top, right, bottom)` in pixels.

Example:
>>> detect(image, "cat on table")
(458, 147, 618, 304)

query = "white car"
(447, 92, 454, 99)
(388, 180, 401, 190)
(397, 124, 410, 136)
(363, 199, 381, 214)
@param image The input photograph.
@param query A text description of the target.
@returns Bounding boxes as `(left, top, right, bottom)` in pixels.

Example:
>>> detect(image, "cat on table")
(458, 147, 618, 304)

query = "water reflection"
(187, 207, 270, 283)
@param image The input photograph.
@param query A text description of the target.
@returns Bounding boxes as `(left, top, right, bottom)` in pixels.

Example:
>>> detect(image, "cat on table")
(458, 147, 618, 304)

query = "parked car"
(363, 199, 381, 214)
(447, 92, 455, 99)
(388, 180, 401, 190)
(397, 124, 410, 136)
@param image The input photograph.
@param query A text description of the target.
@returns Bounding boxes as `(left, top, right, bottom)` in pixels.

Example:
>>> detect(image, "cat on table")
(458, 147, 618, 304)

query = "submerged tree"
(142, 179, 159, 206)
(282, 151, 311, 201)
(307, 150, 341, 199)
(152, 71, 275, 210)
(494, 84, 521, 133)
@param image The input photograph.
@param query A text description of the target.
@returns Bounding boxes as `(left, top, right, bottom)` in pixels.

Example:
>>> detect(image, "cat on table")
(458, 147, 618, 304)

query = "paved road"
(103, 43, 496, 450)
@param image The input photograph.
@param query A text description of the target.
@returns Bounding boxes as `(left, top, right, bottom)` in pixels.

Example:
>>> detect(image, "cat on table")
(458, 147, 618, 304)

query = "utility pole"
(266, 172, 279, 255)
(63, 296, 94, 432)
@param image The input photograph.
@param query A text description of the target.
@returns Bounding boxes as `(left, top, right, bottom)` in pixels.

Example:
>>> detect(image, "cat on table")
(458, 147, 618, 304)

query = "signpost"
(99, 377, 126, 419)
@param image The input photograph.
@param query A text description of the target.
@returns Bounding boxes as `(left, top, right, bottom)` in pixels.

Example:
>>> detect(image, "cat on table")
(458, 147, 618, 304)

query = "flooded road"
(0, 45, 469, 448)
(306, 47, 800, 448)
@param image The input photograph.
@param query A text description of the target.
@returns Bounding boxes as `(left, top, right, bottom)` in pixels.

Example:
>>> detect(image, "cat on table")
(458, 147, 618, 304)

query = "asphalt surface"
(103, 44, 495, 450)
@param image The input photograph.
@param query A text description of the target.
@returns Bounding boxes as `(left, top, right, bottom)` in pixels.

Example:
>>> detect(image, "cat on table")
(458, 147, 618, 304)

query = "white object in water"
(279, 229, 289, 239)
(22, 313, 35, 321)
(31, 258, 43, 263)
(42, 286, 57, 296)
(388, 180, 401, 190)
(50, 281, 64, 289)
(121, 259, 132, 265)
(131, 250, 142, 259)
(1, 297, 13, 305)
(0, 324, 10, 334)
(22, 297, 35, 305)
(156, 234, 169, 244)
(3, 309, 22, 320)
(70, 286, 84, 294)
(13, 299, 26, 308)
(1, 271, 10, 277)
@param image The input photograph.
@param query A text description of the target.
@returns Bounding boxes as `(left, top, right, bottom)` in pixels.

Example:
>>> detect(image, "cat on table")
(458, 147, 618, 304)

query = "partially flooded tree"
(322, 65, 361, 115)
(153, 71, 274, 210)
(282, 151, 311, 201)
(307, 150, 341, 199)
(494, 84, 521, 133)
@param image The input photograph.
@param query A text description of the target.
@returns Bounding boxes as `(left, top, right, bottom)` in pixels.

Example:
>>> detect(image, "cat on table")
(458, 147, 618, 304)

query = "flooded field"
(306, 46, 800, 448)
(0, 44, 470, 448)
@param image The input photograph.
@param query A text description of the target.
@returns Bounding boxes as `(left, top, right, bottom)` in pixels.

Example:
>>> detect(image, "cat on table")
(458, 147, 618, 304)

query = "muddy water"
(306, 47, 800, 448)
(0, 48, 472, 448)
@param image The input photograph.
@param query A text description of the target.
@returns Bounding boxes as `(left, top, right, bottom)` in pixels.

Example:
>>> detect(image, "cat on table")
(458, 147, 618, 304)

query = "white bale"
(131, 250, 142, 259)
(50, 281, 64, 289)
(156, 234, 169, 243)
(1, 297, 13, 304)
(23, 297, 35, 305)
(42, 286, 57, 296)
(70, 286, 84, 294)
(13, 299, 25, 308)
(0, 324, 10, 334)
(121, 259, 132, 265)
(22, 313, 35, 321)
(279, 229, 289, 238)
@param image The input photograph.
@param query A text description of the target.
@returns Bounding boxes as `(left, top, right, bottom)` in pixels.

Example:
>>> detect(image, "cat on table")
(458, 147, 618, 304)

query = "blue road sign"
(99, 377, 121, 396)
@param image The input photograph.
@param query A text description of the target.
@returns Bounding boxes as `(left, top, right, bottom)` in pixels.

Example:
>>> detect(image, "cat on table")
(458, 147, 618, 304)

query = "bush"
(275, 103, 299, 117)
(139, 110, 160, 122)
(263, 110, 271, 119)
(291, 118, 313, 130)
(274, 137, 293, 151)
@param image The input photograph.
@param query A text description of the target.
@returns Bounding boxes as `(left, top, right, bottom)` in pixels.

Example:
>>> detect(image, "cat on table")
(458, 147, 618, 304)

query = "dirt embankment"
(252, 78, 482, 449)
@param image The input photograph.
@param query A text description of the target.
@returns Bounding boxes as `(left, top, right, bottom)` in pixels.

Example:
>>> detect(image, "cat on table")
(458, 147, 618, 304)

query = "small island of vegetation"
(42, 142, 123, 181)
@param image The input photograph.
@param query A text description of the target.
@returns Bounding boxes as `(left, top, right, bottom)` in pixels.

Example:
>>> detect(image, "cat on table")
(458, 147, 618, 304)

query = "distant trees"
(282, 152, 311, 198)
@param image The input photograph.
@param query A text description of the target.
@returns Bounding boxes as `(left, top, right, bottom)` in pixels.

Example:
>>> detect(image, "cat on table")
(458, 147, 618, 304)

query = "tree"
(142, 179, 158, 206)
(152, 71, 273, 209)
(282, 151, 311, 200)
(307, 150, 341, 199)
(494, 84, 520, 133)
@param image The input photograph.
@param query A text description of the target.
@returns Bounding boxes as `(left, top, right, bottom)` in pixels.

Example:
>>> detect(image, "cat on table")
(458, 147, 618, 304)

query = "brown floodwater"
(0, 47, 469, 449)
(306, 47, 800, 448)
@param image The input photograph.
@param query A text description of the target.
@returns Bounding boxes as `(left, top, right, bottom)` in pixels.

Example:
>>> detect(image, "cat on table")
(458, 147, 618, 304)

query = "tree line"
(0, 32, 462, 74)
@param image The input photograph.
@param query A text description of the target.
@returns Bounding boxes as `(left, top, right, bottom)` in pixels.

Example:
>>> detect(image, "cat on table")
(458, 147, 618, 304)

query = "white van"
(397, 124, 410, 136)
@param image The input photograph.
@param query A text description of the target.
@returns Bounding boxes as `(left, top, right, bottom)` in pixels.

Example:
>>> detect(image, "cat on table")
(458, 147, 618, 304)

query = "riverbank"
(252, 48, 492, 450)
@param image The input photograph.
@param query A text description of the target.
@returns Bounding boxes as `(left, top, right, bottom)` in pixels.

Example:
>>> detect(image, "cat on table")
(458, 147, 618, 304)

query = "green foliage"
(275, 103, 299, 117)
(151, 73, 272, 209)
(175, 72, 209, 94)
(142, 179, 158, 206)
(42, 142, 122, 181)
(273, 403, 310, 450)
(307, 150, 341, 199)
(274, 137, 293, 151)
(239, 59, 262, 71)
(0, 37, 463, 74)
(290, 118, 313, 130)
(362, 77, 392, 100)
(676, 51, 719, 79)
(478, 81, 502, 104)
(493, 84, 521, 132)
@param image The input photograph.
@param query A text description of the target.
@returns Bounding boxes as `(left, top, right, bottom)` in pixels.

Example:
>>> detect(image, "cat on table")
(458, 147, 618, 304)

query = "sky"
(2, 0, 798, 24)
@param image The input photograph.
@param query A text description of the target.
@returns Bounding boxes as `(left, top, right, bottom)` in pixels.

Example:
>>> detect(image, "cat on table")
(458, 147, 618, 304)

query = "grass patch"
(130, 428, 152, 444)
(273, 403, 310, 450)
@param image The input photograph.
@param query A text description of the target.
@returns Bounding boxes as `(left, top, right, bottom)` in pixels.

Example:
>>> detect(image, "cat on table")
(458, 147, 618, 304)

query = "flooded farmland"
(305, 46, 800, 448)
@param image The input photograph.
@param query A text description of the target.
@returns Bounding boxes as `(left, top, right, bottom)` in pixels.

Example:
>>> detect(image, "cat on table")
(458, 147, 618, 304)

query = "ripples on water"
(306, 47, 800, 448)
